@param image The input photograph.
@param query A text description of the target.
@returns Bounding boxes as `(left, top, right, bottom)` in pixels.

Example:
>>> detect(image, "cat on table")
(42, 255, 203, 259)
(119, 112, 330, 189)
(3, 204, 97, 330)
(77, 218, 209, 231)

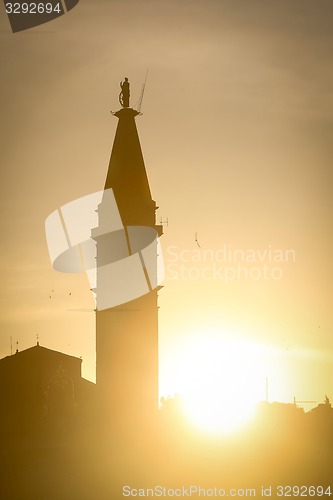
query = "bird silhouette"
(195, 232, 201, 248)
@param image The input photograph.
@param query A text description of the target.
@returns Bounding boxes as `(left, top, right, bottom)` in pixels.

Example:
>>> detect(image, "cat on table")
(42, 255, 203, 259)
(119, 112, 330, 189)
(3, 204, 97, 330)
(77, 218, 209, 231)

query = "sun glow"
(168, 333, 267, 435)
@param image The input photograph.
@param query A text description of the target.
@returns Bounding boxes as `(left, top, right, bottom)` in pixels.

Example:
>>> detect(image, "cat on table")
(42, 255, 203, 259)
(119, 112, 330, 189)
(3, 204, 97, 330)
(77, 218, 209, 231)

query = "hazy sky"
(0, 0, 332, 408)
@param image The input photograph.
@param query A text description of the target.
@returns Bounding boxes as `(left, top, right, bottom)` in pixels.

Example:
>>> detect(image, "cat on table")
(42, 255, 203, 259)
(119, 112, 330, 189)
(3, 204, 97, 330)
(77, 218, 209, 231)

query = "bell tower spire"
(105, 78, 158, 229)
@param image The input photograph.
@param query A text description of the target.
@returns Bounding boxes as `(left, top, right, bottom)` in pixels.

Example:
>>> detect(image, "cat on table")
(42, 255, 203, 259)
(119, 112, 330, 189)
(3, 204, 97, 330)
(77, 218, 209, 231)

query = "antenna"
(136, 69, 148, 114)
(10, 336, 12, 356)
(159, 217, 168, 227)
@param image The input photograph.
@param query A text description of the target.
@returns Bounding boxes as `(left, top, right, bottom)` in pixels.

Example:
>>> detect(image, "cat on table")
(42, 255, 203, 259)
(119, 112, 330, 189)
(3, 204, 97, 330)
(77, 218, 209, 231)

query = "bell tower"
(95, 78, 162, 428)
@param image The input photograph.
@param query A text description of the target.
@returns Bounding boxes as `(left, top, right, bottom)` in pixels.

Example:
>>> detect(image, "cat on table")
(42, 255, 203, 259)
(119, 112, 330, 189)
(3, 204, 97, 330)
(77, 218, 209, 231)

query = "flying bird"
(195, 232, 201, 248)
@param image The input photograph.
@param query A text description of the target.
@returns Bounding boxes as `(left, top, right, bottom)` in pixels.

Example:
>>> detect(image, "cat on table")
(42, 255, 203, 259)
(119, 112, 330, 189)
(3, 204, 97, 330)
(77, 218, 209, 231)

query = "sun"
(170, 333, 266, 435)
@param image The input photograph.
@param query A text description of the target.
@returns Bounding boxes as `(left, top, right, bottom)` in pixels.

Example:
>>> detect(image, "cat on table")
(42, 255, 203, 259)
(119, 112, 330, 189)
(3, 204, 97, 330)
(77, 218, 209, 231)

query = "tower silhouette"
(94, 80, 162, 428)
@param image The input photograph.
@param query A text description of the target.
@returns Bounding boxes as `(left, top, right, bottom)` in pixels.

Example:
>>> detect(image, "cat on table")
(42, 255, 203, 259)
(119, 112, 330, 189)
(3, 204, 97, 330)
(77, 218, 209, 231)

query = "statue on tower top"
(119, 77, 130, 108)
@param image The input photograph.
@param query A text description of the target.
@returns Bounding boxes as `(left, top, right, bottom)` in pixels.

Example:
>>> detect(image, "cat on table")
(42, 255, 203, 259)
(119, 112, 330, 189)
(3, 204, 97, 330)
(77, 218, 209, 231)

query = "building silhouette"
(0, 342, 95, 436)
(94, 86, 163, 428)
(0, 79, 162, 438)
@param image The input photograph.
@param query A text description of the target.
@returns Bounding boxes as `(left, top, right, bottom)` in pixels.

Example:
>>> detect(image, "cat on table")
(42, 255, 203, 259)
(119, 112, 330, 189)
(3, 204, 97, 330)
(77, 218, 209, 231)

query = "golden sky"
(0, 0, 332, 412)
